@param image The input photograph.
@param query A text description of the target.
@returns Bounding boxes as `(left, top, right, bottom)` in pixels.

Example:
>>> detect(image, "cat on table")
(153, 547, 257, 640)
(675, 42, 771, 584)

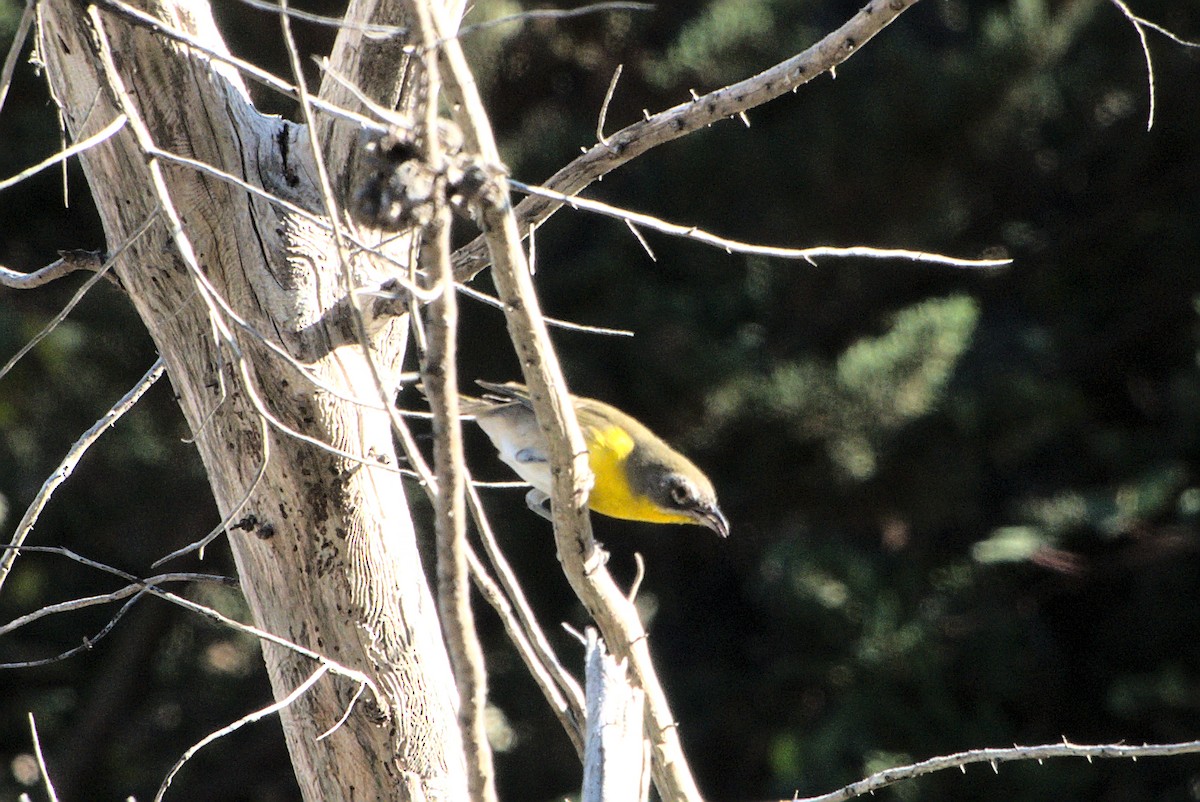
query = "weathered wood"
(36, 1, 468, 799)
(582, 630, 649, 802)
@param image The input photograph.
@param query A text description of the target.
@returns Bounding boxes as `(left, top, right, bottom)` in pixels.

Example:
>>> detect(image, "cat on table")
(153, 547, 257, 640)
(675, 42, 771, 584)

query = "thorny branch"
(451, 0, 922, 281)
(792, 738, 1200, 802)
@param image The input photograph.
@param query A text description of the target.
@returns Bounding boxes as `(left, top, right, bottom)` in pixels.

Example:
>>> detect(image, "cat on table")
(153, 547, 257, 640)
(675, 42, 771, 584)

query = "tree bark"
(36, 1, 468, 799)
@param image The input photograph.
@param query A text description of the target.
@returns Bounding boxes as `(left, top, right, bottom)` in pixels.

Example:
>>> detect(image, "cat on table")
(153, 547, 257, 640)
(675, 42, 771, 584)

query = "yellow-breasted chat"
(462, 381, 729, 538)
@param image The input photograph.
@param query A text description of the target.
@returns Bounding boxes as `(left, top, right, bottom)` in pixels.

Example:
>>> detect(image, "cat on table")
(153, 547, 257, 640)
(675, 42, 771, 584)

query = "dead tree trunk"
(36, 0, 468, 799)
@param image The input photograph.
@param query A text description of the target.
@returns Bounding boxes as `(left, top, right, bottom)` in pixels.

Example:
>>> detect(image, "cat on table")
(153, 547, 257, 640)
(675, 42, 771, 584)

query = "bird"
(461, 381, 729, 538)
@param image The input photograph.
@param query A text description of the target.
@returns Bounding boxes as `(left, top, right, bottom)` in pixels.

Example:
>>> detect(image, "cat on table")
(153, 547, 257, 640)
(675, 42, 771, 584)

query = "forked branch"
(451, 0, 921, 280)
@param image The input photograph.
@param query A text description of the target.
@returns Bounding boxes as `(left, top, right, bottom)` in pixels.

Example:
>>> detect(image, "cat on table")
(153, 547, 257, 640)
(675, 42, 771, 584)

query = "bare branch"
(1108, 0, 1200, 131)
(793, 738, 1200, 802)
(0, 358, 165, 595)
(0, 249, 104, 291)
(26, 713, 60, 802)
(0, 114, 127, 192)
(1109, 0, 1156, 130)
(452, 0, 921, 281)
(0, 544, 377, 691)
(93, 0, 384, 129)
(238, 0, 407, 34)
(410, 2, 496, 797)
(456, 2, 653, 42)
(151, 417, 271, 567)
(465, 546, 586, 757)
(0, 0, 35, 116)
(154, 664, 333, 802)
(1, 211, 158, 382)
(466, 474, 586, 754)
(624, 221, 656, 262)
(0, 570, 233, 670)
(457, 281, 634, 337)
(0, 587, 150, 670)
(511, 180, 1013, 270)
(0, 571, 233, 640)
(435, 1, 709, 796)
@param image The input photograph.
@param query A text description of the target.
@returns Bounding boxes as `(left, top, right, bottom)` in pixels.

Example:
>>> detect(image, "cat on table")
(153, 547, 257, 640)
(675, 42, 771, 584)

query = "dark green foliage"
(4, 0, 1200, 800)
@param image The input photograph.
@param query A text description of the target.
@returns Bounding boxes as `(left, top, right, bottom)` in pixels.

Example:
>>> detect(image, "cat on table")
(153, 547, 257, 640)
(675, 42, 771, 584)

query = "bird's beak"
(692, 504, 730, 538)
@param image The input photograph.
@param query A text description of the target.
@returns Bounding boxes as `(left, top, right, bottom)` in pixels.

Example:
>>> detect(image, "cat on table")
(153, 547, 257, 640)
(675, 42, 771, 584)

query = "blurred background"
(3, 0, 1200, 799)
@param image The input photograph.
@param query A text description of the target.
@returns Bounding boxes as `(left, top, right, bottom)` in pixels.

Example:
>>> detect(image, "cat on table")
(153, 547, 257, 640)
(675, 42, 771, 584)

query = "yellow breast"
(585, 423, 694, 525)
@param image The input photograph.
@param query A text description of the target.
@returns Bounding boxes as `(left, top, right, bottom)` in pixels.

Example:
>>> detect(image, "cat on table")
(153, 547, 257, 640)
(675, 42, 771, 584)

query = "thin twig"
(154, 665, 333, 802)
(27, 713, 60, 802)
(151, 417, 271, 567)
(627, 553, 645, 602)
(316, 678, 368, 741)
(1107, 0, 1200, 132)
(0, 358, 165, 596)
(0, 260, 114, 378)
(0, 249, 104, 291)
(413, 4, 497, 798)
(93, 0, 386, 129)
(625, 220, 655, 262)
(237, 0, 407, 35)
(0, 572, 232, 670)
(0, 571, 233, 639)
(597, 63, 623, 148)
(466, 474, 586, 747)
(230, 343, 404, 474)
(1109, 0, 1156, 131)
(0, 0, 35, 117)
(465, 546, 585, 756)
(793, 738, 1200, 802)
(0, 114, 127, 192)
(511, 180, 1012, 269)
(456, 2, 653, 42)
(0, 588, 151, 669)
(1, 211, 157, 381)
(0, 544, 377, 690)
(456, 281, 634, 337)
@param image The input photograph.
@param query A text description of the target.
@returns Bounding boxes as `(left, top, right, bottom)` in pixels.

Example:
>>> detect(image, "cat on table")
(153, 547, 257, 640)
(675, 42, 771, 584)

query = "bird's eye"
(668, 479, 692, 506)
